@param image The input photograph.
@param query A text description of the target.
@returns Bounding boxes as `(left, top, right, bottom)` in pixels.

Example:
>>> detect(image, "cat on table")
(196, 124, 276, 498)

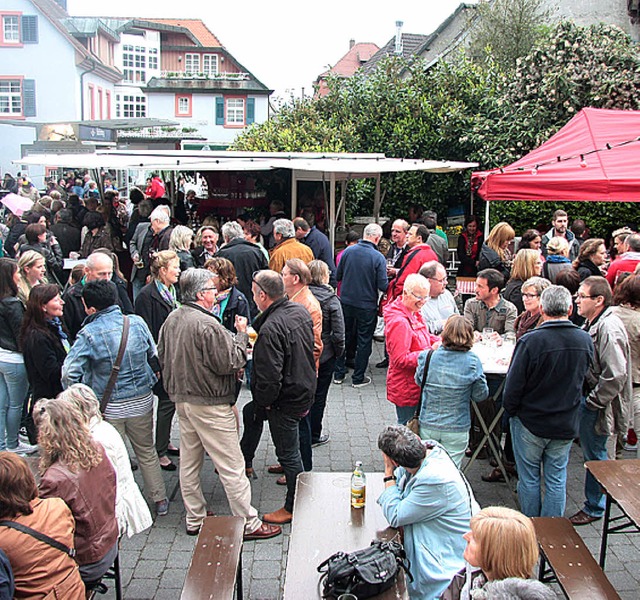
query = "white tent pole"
(374, 174, 381, 222)
(329, 173, 336, 258)
(291, 170, 298, 217)
(484, 200, 490, 238)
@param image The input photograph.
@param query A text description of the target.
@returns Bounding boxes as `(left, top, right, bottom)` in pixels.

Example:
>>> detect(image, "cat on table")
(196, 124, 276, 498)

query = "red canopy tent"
(471, 107, 640, 203)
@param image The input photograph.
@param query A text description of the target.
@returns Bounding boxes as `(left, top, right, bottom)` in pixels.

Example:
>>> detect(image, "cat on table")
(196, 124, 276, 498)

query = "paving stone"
(123, 578, 159, 600)
(159, 568, 187, 589)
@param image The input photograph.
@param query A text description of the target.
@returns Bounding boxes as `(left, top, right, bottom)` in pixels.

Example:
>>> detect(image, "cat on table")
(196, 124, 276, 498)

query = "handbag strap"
(100, 315, 130, 415)
(388, 247, 422, 299)
(0, 520, 76, 558)
(414, 349, 433, 420)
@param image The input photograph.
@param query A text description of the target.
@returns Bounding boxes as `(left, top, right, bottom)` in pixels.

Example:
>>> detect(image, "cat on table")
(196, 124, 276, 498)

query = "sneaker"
(624, 442, 638, 452)
(375, 358, 389, 368)
(352, 376, 372, 388)
(312, 434, 330, 448)
(7, 441, 38, 455)
(333, 374, 345, 385)
(155, 498, 170, 517)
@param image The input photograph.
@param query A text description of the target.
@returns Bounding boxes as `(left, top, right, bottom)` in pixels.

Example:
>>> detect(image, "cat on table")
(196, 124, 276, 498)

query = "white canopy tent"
(17, 150, 478, 250)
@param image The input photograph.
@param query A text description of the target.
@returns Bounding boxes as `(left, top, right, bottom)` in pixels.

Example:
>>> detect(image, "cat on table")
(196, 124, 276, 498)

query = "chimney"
(349, 39, 355, 50)
(394, 21, 403, 55)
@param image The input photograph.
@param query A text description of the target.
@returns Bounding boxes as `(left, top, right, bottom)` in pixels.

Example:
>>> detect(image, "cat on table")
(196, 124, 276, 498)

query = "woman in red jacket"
(383, 273, 440, 424)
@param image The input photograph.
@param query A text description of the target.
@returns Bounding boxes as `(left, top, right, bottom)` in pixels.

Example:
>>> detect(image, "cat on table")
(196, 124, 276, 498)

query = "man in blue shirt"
(333, 223, 387, 387)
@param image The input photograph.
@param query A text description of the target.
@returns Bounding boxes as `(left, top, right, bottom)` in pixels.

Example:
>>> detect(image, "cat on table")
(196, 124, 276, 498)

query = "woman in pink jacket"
(383, 273, 440, 424)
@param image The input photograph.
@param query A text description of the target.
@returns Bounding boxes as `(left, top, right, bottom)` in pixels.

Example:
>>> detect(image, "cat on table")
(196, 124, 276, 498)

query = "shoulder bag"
(0, 520, 76, 558)
(317, 539, 412, 599)
(406, 349, 433, 435)
(100, 315, 130, 415)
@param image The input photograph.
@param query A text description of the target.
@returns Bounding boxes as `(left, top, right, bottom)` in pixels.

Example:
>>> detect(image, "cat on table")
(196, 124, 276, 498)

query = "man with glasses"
(569, 276, 632, 526)
(158, 268, 281, 540)
(419, 261, 458, 334)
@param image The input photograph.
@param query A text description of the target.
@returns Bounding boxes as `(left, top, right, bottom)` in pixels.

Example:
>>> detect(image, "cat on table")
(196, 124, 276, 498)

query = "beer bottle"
(350, 461, 366, 509)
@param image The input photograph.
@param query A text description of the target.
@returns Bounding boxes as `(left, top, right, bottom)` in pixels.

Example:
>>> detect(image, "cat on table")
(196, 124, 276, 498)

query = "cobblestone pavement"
(105, 341, 640, 599)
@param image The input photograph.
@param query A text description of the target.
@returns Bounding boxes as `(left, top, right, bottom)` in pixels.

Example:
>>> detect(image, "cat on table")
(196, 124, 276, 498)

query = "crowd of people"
(0, 176, 638, 599)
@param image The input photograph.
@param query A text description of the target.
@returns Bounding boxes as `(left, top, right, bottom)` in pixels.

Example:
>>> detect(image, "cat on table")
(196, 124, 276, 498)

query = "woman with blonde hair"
(442, 506, 554, 599)
(169, 225, 195, 271)
(416, 315, 488, 466)
(34, 397, 119, 588)
(504, 249, 543, 313)
(542, 236, 572, 283)
(17, 250, 46, 304)
(134, 250, 181, 470)
(59, 383, 152, 537)
(573, 237, 607, 281)
(478, 222, 515, 281)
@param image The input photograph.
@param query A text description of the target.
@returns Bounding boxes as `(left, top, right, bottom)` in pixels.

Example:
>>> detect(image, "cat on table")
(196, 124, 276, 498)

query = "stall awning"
(471, 108, 640, 203)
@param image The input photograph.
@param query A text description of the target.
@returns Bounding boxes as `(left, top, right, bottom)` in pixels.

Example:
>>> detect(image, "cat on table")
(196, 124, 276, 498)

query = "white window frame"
(202, 54, 218, 75)
(177, 96, 190, 115)
(226, 98, 245, 125)
(116, 94, 146, 118)
(148, 47, 159, 70)
(2, 15, 20, 44)
(0, 80, 22, 115)
(185, 53, 200, 74)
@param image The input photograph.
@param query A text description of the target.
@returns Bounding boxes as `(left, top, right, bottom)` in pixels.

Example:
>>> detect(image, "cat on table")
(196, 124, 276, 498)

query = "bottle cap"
(355, 461, 363, 467)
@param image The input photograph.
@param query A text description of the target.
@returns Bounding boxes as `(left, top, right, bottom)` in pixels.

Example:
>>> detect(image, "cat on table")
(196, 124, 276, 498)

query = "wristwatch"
(383, 475, 397, 483)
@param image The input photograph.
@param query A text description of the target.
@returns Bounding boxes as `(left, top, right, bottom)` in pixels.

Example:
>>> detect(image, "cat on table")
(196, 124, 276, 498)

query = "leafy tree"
(468, 0, 551, 70)
(233, 21, 640, 232)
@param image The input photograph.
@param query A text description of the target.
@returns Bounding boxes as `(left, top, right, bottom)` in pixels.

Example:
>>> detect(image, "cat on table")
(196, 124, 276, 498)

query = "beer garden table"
(585, 459, 640, 568)
(283, 472, 408, 599)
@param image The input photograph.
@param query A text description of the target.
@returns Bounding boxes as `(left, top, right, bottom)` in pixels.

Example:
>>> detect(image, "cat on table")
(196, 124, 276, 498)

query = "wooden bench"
(532, 517, 620, 600)
(181, 516, 244, 600)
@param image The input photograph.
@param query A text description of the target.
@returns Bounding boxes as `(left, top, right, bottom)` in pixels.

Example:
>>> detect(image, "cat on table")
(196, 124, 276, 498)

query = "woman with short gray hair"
(377, 425, 477, 599)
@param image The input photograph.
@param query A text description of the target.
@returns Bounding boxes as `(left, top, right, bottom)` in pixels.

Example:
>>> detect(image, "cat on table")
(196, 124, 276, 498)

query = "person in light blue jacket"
(416, 315, 488, 466)
(61, 279, 169, 517)
(377, 426, 478, 600)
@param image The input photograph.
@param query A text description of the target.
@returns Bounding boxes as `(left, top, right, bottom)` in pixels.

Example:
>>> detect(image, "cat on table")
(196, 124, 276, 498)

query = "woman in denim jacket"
(416, 315, 488, 466)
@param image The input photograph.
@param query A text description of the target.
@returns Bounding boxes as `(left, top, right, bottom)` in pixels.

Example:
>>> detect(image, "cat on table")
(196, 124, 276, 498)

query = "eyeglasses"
(252, 271, 267, 294)
(576, 293, 599, 300)
(429, 276, 448, 284)
(201, 287, 216, 292)
(409, 290, 429, 303)
(522, 293, 539, 299)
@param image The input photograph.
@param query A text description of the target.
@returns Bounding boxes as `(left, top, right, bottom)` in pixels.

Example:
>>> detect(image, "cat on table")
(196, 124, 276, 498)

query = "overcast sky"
(67, 0, 471, 99)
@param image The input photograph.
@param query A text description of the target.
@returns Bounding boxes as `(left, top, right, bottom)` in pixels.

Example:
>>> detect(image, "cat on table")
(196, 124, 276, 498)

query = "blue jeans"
(579, 401, 609, 517)
(334, 304, 377, 384)
(267, 408, 303, 513)
(395, 405, 416, 426)
(0, 360, 30, 451)
(510, 417, 573, 517)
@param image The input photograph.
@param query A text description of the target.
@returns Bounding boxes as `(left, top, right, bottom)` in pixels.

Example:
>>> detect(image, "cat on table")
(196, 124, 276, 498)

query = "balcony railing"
(159, 71, 250, 81)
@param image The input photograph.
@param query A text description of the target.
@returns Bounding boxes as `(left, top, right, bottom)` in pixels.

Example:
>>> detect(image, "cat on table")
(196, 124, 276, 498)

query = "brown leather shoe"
(267, 464, 284, 474)
(569, 510, 601, 526)
(263, 507, 293, 524)
(276, 475, 286, 486)
(244, 522, 282, 541)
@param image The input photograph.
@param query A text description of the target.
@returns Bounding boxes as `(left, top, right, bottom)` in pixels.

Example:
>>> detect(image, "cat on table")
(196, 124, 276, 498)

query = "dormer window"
(185, 53, 200, 74)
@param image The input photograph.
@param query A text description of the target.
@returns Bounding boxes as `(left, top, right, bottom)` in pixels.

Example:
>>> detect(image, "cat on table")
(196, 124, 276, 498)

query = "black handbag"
(317, 539, 412, 599)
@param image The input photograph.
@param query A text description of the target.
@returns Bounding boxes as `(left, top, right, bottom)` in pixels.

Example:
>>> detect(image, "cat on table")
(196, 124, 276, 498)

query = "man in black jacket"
(241, 270, 316, 524)
(504, 285, 594, 518)
(216, 221, 267, 318)
(62, 252, 133, 342)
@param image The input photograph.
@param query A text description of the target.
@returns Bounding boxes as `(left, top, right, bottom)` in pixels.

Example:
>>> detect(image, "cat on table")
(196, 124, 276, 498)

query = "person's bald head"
(85, 252, 113, 282)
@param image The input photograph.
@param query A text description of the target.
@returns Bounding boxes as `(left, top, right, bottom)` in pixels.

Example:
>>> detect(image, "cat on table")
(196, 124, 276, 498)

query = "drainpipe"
(79, 58, 98, 120)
